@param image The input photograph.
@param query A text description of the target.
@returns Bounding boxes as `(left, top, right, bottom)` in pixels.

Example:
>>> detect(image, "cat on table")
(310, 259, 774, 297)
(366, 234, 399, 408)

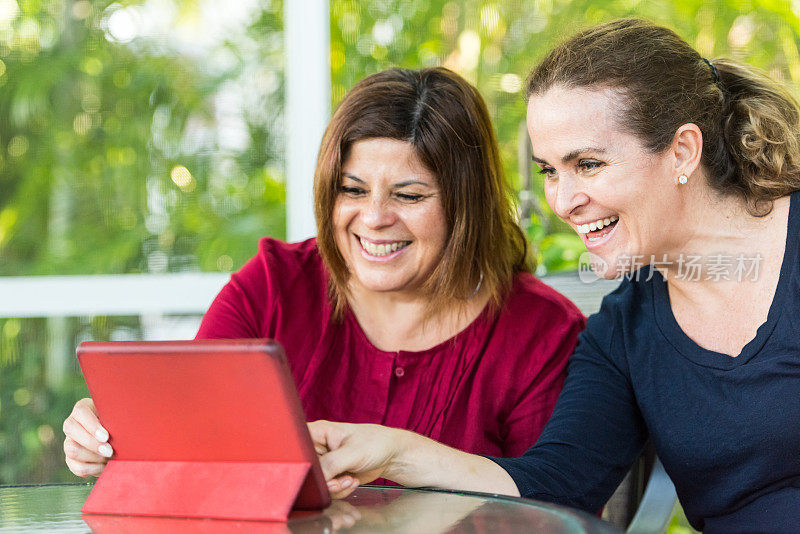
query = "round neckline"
(653, 191, 799, 370)
(344, 298, 494, 357)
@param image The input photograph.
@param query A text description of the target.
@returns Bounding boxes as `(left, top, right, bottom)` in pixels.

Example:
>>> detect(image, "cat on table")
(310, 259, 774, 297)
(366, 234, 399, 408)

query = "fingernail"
(95, 428, 109, 442)
(98, 444, 113, 458)
(340, 478, 352, 489)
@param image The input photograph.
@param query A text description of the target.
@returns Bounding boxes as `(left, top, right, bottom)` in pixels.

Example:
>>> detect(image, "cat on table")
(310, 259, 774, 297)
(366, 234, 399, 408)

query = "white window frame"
(1, 2, 329, 319)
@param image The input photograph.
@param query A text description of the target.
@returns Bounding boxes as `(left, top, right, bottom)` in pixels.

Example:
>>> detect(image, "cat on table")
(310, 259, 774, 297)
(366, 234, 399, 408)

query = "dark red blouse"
(196, 238, 584, 458)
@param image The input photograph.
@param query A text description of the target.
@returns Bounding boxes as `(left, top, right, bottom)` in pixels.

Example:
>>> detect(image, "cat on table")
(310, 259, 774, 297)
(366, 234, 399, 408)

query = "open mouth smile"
(356, 235, 412, 258)
(575, 216, 619, 246)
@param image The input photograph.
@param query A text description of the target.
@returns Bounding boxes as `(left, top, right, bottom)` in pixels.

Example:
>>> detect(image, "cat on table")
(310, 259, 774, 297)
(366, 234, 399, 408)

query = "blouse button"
(394, 366, 405, 378)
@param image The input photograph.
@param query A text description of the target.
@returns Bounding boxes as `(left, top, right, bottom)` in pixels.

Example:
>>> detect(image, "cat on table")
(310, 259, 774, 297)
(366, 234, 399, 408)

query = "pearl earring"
(678, 174, 688, 184)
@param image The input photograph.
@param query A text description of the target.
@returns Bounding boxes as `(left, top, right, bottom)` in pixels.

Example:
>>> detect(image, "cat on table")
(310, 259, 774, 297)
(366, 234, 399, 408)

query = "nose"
(361, 193, 396, 229)
(550, 174, 590, 219)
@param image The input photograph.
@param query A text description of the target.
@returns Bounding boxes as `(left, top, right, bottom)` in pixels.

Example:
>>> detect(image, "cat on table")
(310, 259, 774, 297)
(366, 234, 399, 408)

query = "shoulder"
(239, 237, 327, 283)
(491, 273, 586, 360)
(232, 237, 329, 302)
(577, 267, 659, 369)
(504, 272, 585, 329)
(252, 236, 325, 272)
(197, 238, 331, 340)
(586, 267, 656, 333)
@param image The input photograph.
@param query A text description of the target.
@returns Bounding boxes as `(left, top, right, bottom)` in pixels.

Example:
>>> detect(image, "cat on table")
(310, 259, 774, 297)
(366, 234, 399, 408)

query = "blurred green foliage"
(0, 0, 285, 277)
(0, 316, 130, 482)
(1, 7, 799, 526)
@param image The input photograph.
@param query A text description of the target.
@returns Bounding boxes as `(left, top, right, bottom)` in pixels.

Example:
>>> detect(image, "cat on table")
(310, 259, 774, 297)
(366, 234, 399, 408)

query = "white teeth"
(576, 216, 619, 234)
(359, 237, 410, 257)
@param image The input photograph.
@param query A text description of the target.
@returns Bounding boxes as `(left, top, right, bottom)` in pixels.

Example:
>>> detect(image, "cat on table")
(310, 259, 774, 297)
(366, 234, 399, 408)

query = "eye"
(395, 192, 425, 202)
(339, 185, 366, 197)
(578, 160, 604, 174)
(536, 165, 557, 180)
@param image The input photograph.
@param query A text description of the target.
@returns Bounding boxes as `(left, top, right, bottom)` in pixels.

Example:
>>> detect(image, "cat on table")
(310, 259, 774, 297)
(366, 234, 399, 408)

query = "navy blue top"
(491, 190, 800, 533)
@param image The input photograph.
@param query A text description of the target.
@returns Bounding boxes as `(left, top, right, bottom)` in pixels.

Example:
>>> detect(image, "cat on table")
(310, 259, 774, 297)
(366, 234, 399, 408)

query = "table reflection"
(0, 484, 621, 534)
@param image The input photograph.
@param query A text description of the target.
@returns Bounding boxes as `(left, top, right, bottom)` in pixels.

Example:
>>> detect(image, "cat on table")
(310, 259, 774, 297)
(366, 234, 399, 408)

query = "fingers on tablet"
(65, 457, 105, 478)
(327, 475, 358, 498)
(341, 484, 359, 499)
(63, 398, 114, 464)
(73, 398, 109, 442)
(63, 436, 107, 477)
(309, 420, 349, 451)
(63, 418, 113, 459)
(63, 436, 106, 463)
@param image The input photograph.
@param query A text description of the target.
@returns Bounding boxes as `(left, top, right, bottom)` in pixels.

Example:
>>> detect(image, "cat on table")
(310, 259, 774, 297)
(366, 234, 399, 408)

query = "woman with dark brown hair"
(62, 68, 584, 483)
(309, 20, 800, 532)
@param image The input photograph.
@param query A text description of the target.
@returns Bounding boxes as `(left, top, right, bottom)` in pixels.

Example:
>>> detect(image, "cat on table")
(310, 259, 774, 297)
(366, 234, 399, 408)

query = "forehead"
(526, 86, 635, 158)
(342, 138, 433, 180)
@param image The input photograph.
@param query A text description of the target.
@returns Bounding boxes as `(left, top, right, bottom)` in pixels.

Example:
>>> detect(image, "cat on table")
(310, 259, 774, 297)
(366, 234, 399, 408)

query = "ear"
(670, 123, 703, 177)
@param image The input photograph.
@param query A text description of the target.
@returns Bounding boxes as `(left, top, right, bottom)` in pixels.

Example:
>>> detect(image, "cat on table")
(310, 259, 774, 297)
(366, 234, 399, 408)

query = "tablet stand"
(82, 459, 313, 521)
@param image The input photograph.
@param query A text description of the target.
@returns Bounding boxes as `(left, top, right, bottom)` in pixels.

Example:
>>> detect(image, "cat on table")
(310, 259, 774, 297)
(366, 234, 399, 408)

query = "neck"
(346, 283, 491, 352)
(656, 186, 790, 295)
(349, 285, 434, 323)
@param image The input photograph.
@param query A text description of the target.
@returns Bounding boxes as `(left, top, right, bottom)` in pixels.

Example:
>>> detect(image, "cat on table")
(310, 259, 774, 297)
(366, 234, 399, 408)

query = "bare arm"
(309, 420, 519, 498)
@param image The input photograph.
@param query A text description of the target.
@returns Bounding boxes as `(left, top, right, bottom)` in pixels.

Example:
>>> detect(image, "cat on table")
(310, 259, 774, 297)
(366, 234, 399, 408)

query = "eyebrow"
(531, 146, 607, 166)
(342, 172, 431, 188)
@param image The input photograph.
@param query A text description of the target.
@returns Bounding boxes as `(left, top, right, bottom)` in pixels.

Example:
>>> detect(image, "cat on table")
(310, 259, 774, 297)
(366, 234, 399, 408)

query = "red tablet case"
(77, 339, 331, 521)
(82, 509, 332, 533)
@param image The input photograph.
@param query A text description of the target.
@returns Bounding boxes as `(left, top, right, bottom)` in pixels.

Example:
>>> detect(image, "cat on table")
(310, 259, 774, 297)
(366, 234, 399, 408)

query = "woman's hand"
(309, 420, 405, 498)
(62, 398, 113, 477)
(309, 419, 520, 499)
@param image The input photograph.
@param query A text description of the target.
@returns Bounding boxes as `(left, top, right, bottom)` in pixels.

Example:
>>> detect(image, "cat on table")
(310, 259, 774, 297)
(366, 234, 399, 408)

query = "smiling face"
(334, 137, 448, 297)
(528, 85, 686, 278)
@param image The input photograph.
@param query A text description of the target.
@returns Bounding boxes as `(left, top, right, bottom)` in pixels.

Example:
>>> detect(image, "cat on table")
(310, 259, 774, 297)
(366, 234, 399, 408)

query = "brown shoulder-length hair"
(526, 18, 800, 216)
(314, 67, 533, 320)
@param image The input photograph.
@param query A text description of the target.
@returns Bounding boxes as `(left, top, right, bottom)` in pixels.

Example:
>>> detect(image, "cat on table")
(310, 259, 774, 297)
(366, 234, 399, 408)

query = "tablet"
(77, 339, 330, 519)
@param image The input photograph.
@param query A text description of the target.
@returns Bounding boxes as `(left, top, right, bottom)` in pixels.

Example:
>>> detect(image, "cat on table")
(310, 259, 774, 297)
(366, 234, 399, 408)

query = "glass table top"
(0, 483, 623, 533)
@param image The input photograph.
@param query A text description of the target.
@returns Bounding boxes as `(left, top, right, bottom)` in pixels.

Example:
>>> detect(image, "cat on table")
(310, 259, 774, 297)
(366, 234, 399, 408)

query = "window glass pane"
(1, 0, 285, 278)
(1, 0, 283, 483)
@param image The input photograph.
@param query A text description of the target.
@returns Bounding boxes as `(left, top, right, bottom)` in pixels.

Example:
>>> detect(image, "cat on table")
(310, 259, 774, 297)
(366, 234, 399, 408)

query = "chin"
(353, 274, 409, 294)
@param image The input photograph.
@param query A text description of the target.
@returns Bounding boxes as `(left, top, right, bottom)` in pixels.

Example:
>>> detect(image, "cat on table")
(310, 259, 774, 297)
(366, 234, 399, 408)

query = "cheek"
(405, 205, 448, 249)
(426, 214, 449, 254)
(331, 203, 353, 253)
(332, 201, 354, 231)
(542, 182, 558, 214)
